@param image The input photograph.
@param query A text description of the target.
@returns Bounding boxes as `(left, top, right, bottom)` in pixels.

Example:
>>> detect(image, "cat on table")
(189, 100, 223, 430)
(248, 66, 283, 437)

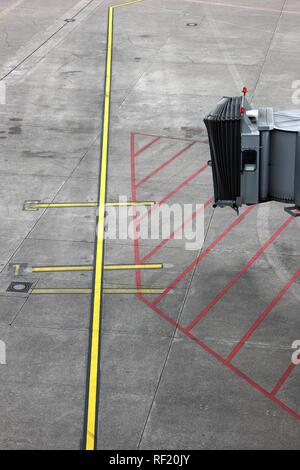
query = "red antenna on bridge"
(241, 86, 248, 114)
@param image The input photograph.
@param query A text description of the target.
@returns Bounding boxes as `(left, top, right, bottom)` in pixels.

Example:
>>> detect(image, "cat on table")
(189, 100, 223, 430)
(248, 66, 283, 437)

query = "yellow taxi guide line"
(84, 0, 145, 451)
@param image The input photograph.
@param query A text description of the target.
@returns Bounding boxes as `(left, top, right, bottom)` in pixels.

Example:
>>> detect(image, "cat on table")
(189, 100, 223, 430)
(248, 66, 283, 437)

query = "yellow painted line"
(30, 288, 164, 295)
(105, 263, 162, 270)
(108, 201, 155, 206)
(31, 263, 163, 273)
(25, 201, 155, 209)
(104, 288, 164, 294)
(112, 0, 143, 8)
(84, 7, 114, 450)
(85, 0, 145, 451)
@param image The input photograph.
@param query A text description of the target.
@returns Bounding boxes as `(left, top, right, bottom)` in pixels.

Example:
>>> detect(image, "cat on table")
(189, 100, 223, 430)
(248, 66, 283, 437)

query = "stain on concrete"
(22, 151, 55, 159)
(61, 70, 82, 74)
(9, 126, 22, 135)
(181, 126, 204, 139)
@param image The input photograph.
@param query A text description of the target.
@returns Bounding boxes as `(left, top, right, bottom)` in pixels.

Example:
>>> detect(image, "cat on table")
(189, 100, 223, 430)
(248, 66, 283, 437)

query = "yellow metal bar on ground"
(32, 266, 94, 273)
(30, 288, 164, 295)
(36, 202, 97, 208)
(31, 263, 163, 273)
(32, 288, 93, 294)
(28, 201, 155, 209)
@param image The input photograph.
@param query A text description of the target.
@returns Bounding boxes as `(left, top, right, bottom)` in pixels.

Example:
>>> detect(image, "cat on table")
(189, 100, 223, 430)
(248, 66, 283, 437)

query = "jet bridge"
(204, 89, 300, 216)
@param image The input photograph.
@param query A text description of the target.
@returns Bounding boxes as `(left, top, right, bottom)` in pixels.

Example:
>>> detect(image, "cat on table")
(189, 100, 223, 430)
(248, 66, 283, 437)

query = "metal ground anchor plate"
(7, 282, 33, 293)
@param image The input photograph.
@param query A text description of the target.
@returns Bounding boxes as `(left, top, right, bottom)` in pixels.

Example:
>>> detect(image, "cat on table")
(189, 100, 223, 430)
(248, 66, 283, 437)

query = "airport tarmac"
(0, 0, 300, 450)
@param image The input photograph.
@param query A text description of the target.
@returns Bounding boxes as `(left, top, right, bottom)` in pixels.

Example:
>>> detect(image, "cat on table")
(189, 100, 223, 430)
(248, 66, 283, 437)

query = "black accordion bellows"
(204, 96, 242, 206)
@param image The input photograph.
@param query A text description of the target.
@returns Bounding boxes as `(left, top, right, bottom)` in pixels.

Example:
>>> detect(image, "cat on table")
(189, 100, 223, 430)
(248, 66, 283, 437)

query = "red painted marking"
(141, 197, 212, 263)
(226, 268, 300, 364)
(137, 294, 181, 329)
(186, 216, 294, 332)
(185, 330, 300, 421)
(158, 163, 208, 206)
(133, 136, 161, 158)
(271, 363, 297, 397)
(135, 163, 209, 228)
(136, 142, 196, 188)
(153, 205, 255, 305)
(131, 130, 300, 422)
(138, 294, 300, 422)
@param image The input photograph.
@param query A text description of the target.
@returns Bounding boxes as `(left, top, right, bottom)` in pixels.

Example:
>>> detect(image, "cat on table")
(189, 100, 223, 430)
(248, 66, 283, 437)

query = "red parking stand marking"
(186, 216, 294, 332)
(185, 330, 300, 421)
(131, 129, 210, 288)
(141, 197, 213, 263)
(133, 137, 209, 229)
(271, 363, 297, 396)
(136, 142, 196, 188)
(138, 294, 182, 329)
(225, 268, 300, 364)
(130, 130, 300, 422)
(156, 163, 208, 207)
(134, 163, 209, 228)
(138, 295, 300, 421)
(134, 136, 161, 158)
(153, 205, 255, 305)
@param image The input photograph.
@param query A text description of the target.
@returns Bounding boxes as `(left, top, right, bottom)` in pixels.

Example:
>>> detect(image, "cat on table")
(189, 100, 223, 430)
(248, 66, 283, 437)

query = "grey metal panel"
(241, 133, 260, 204)
(257, 107, 274, 131)
(295, 132, 300, 207)
(269, 130, 297, 202)
(241, 170, 259, 204)
(260, 131, 270, 201)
